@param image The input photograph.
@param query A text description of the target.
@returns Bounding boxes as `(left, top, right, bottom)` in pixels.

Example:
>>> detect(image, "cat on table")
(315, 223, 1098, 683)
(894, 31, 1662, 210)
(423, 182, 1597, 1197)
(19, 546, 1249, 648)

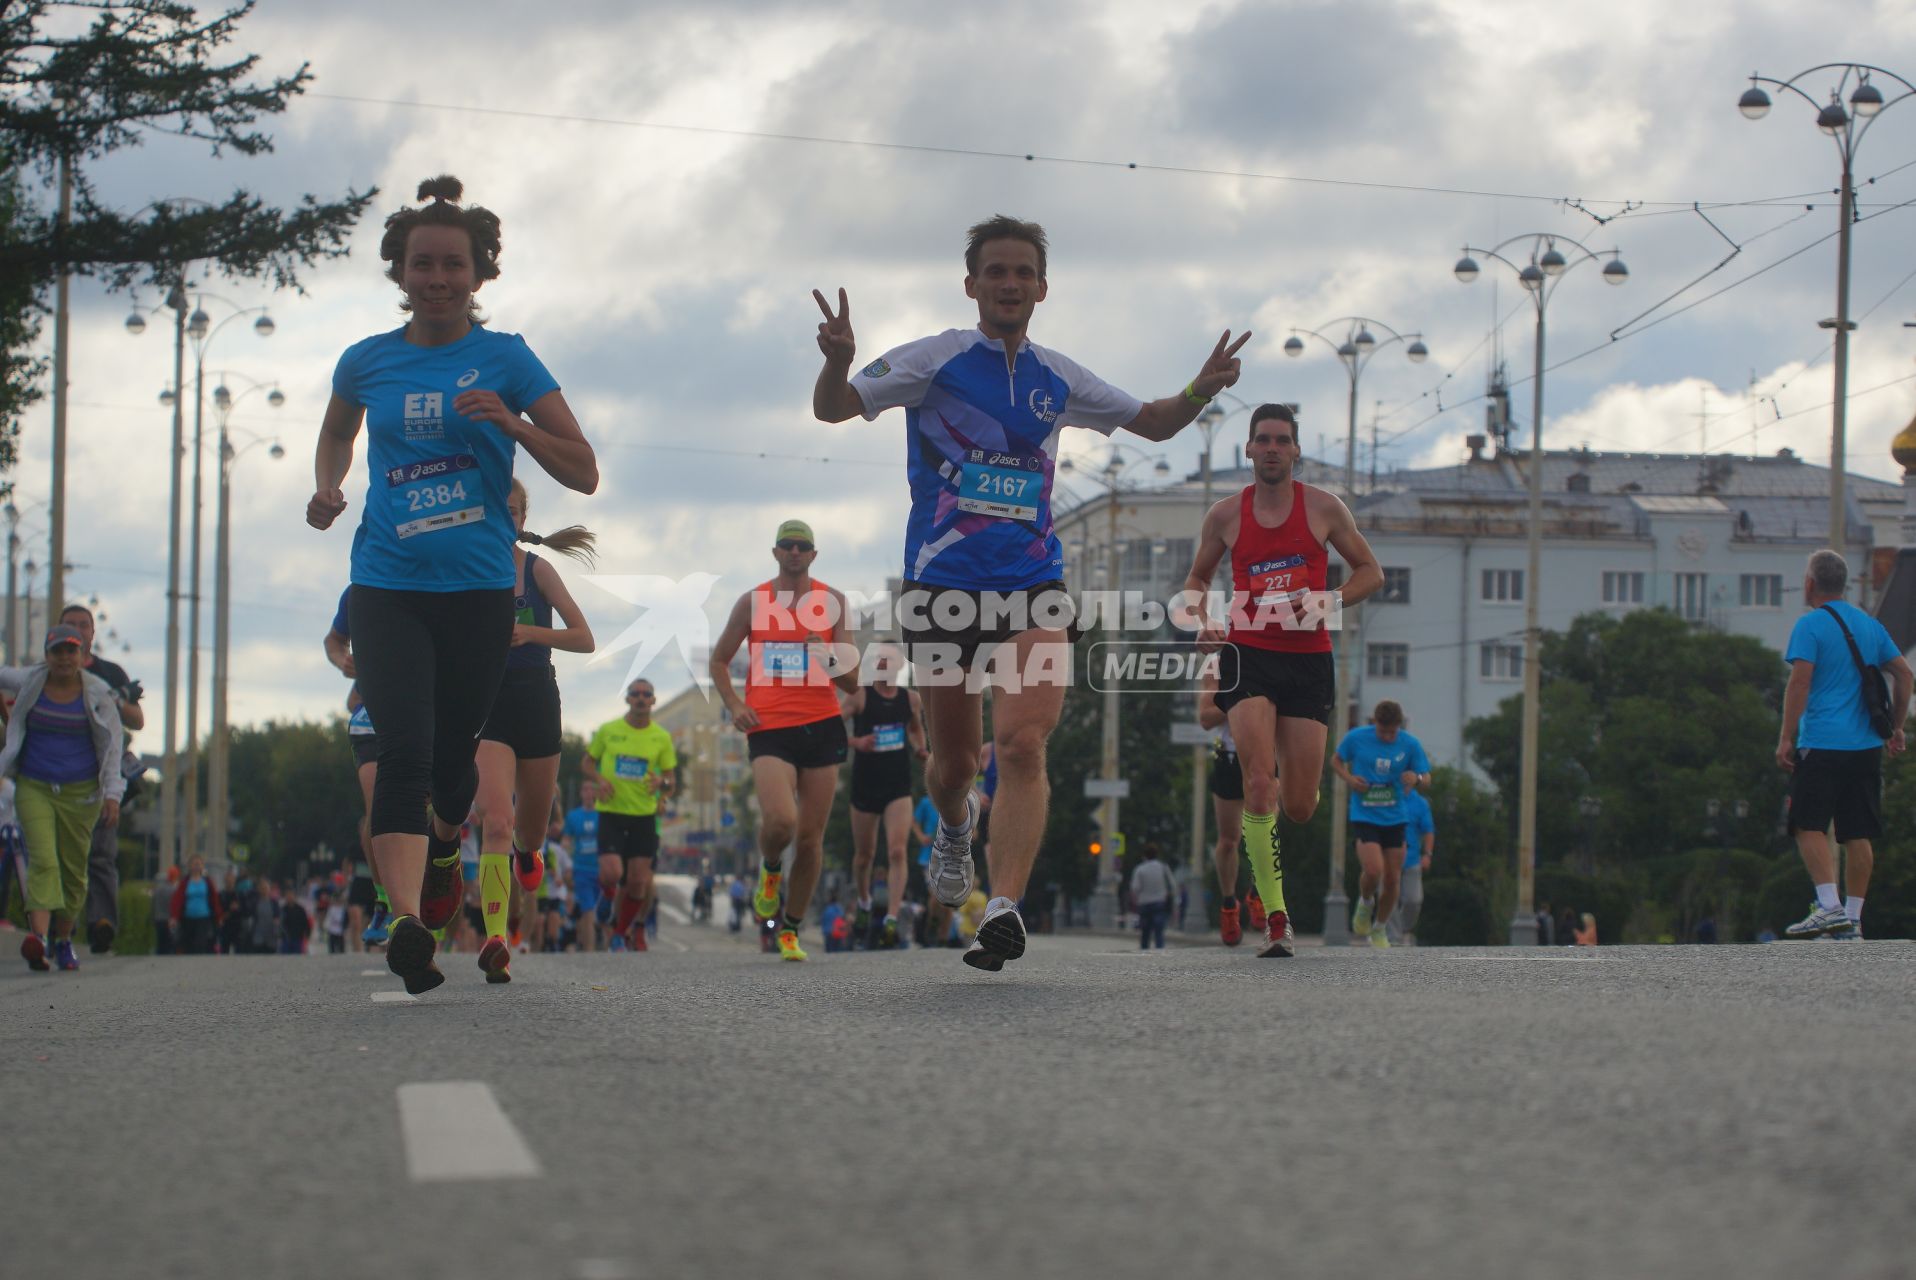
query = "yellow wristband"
(1183, 381, 1211, 406)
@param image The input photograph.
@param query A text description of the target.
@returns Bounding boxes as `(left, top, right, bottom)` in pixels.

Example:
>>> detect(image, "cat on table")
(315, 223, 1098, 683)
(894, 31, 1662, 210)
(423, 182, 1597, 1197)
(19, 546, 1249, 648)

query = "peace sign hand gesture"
(813, 288, 856, 367)
(1192, 331, 1252, 399)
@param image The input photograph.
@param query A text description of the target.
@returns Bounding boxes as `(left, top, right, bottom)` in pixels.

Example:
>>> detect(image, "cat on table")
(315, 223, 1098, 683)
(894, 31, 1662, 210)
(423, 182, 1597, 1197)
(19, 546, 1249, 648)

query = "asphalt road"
(5, 909, 1913, 1280)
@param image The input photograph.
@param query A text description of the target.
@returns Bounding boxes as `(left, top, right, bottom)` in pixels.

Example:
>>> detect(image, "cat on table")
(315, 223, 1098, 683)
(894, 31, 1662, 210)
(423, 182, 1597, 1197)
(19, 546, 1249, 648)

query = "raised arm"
(812, 288, 865, 423)
(456, 388, 598, 495)
(1121, 331, 1250, 443)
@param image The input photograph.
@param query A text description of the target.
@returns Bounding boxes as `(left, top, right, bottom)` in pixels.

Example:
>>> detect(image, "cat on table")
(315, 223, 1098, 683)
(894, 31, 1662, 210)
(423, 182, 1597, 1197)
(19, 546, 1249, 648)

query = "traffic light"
(1088, 837, 1104, 857)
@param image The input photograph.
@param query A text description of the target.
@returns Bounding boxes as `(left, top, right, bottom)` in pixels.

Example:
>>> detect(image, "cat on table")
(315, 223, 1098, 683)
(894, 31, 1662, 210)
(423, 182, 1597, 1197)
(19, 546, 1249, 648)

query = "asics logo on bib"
(402, 392, 445, 439)
(387, 453, 477, 486)
(455, 368, 480, 388)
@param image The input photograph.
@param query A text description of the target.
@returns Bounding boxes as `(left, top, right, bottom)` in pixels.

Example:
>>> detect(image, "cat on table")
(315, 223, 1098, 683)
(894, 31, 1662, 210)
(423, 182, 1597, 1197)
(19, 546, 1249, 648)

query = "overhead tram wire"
(308, 91, 1908, 212)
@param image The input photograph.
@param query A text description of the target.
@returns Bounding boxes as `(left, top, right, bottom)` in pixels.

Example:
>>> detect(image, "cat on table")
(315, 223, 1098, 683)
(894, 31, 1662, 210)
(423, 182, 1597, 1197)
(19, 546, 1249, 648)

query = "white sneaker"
(1785, 903, 1850, 939)
(1823, 918, 1864, 941)
(963, 897, 1027, 973)
(927, 793, 979, 908)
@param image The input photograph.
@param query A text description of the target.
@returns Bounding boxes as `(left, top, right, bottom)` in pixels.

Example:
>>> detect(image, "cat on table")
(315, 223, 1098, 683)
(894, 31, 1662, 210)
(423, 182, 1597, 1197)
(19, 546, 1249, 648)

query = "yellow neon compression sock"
(480, 852, 510, 940)
(1242, 811, 1285, 914)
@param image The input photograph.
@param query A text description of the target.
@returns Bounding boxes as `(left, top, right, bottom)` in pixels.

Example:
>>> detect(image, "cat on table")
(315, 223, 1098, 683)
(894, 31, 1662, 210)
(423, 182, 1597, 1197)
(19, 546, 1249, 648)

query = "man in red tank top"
(1185, 404, 1382, 957)
(710, 519, 861, 961)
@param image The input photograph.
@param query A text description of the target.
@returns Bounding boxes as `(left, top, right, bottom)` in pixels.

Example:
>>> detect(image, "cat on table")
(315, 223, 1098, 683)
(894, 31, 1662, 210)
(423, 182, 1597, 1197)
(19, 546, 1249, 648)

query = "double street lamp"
(1738, 63, 1914, 557)
(1454, 234, 1627, 945)
(208, 378, 285, 867)
(1060, 444, 1171, 927)
(127, 290, 275, 866)
(1282, 318, 1428, 945)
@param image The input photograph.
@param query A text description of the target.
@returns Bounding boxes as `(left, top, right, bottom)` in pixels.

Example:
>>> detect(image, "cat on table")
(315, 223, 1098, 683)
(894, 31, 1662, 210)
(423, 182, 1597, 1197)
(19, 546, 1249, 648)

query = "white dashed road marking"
(396, 1081, 542, 1182)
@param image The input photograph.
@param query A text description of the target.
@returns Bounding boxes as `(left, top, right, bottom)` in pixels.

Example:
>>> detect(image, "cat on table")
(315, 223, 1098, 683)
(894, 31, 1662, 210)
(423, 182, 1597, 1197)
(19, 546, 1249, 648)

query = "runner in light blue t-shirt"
(1330, 700, 1430, 948)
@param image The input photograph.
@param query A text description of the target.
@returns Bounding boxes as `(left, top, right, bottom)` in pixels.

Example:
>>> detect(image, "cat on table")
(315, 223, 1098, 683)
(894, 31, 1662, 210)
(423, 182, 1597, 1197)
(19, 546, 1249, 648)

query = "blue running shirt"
(851, 329, 1142, 590)
(1336, 725, 1431, 826)
(333, 326, 559, 591)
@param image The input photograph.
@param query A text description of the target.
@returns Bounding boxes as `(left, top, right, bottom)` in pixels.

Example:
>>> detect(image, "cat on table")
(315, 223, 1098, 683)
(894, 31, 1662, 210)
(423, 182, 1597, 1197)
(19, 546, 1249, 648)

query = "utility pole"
(48, 148, 72, 618)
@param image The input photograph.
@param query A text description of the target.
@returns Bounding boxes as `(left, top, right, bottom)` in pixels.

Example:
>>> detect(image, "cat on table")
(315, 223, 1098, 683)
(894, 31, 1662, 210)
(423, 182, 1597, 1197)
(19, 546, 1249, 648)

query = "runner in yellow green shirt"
(580, 678, 677, 949)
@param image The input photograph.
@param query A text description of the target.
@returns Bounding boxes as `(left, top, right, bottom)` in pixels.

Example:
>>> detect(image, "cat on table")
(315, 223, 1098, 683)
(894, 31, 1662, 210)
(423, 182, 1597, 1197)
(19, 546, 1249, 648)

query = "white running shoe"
(1785, 903, 1850, 939)
(927, 793, 979, 908)
(963, 897, 1027, 973)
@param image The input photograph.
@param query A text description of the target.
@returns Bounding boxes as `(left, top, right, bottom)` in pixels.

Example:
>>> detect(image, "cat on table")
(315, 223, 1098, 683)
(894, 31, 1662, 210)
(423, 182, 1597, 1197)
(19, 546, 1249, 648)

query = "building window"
(1674, 573, 1709, 621)
(1379, 567, 1412, 604)
(1601, 570, 1644, 605)
(1367, 643, 1409, 679)
(1481, 568, 1523, 603)
(1480, 641, 1523, 681)
(1740, 573, 1783, 608)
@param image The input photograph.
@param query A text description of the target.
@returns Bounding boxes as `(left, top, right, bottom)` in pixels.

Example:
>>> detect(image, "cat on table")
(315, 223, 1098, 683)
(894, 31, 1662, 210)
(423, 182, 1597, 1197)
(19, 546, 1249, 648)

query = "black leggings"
(349, 585, 515, 838)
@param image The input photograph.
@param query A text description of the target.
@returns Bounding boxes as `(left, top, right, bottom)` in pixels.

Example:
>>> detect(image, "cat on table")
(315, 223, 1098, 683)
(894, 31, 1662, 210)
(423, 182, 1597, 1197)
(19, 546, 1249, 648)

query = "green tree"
(225, 717, 364, 882)
(0, 166, 37, 476)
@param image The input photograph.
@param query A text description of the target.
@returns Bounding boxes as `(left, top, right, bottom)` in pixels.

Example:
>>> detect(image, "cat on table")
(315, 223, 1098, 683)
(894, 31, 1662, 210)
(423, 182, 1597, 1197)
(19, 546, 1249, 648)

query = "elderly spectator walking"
(1130, 842, 1176, 951)
(60, 604, 144, 956)
(2, 624, 127, 972)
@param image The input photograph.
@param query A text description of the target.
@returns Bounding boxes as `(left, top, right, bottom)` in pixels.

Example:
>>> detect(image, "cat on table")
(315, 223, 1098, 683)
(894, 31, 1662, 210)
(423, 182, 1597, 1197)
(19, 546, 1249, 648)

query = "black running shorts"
(598, 812, 661, 864)
(898, 578, 1074, 671)
(1787, 746, 1882, 843)
(479, 666, 563, 759)
(1213, 644, 1334, 725)
(1351, 821, 1409, 850)
(748, 715, 849, 770)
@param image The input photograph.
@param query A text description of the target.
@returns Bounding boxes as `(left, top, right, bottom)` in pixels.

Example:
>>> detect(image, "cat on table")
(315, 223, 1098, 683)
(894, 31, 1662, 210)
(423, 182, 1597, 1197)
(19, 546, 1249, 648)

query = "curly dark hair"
(379, 175, 502, 322)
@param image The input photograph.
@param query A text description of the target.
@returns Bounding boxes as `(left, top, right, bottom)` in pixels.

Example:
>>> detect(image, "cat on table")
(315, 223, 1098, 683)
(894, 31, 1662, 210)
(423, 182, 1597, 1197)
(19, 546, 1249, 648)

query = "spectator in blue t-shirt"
(564, 780, 604, 951)
(1777, 551, 1912, 941)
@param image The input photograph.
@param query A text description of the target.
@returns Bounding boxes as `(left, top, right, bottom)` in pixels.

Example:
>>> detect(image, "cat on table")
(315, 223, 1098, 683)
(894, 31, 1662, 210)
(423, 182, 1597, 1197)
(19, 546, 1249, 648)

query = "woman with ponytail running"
(306, 175, 598, 995)
(470, 478, 595, 984)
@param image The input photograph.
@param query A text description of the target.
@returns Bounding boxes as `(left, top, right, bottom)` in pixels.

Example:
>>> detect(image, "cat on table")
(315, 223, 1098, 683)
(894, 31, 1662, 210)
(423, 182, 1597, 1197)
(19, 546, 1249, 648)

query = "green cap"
(776, 518, 815, 545)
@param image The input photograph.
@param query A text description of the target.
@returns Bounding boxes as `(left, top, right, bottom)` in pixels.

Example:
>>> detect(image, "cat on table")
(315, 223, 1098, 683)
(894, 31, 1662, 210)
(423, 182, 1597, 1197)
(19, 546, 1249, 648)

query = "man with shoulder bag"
(1775, 551, 1913, 940)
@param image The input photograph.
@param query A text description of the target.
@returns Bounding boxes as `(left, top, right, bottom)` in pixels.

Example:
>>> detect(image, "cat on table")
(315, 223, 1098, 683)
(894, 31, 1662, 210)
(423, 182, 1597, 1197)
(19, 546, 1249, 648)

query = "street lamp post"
(1740, 64, 1914, 561)
(1454, 235, 1628, 945)
(208, 379, 285, 867)
(1060, 444, 1171, 929)
(1282, 318, 1428, 944)
(128, 289, 274, 864)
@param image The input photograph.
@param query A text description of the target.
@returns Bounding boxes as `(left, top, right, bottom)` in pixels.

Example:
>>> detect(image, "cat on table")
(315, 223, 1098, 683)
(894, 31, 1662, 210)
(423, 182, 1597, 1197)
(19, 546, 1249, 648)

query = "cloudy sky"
(12, 0, 1916, 738)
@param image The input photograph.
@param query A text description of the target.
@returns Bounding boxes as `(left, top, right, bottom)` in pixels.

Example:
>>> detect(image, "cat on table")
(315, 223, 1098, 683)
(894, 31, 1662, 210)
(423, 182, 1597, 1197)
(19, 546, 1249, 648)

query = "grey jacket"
(0, 665, 127, 802)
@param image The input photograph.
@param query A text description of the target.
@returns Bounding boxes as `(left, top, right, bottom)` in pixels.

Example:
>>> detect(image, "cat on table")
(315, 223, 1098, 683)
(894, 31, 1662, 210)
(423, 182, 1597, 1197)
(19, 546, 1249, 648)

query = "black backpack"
(1820, 605, 1896, 739)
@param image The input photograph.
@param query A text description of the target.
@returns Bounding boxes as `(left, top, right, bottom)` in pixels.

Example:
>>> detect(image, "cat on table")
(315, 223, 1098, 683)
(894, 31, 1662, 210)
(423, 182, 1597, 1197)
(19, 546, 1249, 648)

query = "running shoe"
(776, 927, 808, 961)
(361, 906, 391, 948)
(419, 844, 465, 930)
(21, 932, 48, 972)
(1256, 909, 1296, 959)
(1784, 903, 1850, 939)
(963, 897, 1027, 973)
(1219, 903, 1242, 947)
(87, 919, 115, 955)
(928, 793, 979, 908)
(385, 915, 446, 995)
(881, 915, 898, 949)
(1351, 897, 1374, 937)
(512, 845, 544, 894)
(1823, 919, 1864, 942)
(629, 922, 649, 952)
(55, 938, 79, 971)
(478, 935, 512, 984)
(1369, 923, 1391, 950)
(609, 932, 628, 952)
(1245, 893, 1266, 931)
(752, 864, 784, 919)
(853, 904, 871, 947)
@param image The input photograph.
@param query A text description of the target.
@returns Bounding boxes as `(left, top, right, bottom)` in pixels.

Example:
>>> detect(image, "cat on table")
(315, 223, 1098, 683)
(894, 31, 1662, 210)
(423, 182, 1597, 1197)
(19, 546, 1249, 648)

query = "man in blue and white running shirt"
(811, 214, 1250, 973)
(1777, 549, 1913, 940)
(1330, 699, 1430, 948)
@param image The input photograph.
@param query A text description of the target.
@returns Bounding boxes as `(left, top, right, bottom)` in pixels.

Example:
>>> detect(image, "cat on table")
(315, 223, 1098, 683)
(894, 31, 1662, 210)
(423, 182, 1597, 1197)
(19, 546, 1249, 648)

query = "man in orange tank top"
(710, 519, 861, 961)
(1185, 404, 1383, 957)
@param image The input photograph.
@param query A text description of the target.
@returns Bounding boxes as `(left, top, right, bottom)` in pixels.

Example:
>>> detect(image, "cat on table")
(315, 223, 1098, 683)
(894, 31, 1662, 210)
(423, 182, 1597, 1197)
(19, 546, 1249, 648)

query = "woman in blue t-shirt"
(306, 175, 599, 995)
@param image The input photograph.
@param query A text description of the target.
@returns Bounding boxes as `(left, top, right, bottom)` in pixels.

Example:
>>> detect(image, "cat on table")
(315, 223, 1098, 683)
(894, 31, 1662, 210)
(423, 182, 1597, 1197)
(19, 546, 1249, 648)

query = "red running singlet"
(1226, 483, 1332, 654)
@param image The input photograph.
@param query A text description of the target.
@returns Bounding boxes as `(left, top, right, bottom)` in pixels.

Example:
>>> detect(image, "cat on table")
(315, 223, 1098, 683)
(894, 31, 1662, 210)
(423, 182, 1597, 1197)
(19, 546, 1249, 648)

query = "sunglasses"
(776, 540, 814, 552)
